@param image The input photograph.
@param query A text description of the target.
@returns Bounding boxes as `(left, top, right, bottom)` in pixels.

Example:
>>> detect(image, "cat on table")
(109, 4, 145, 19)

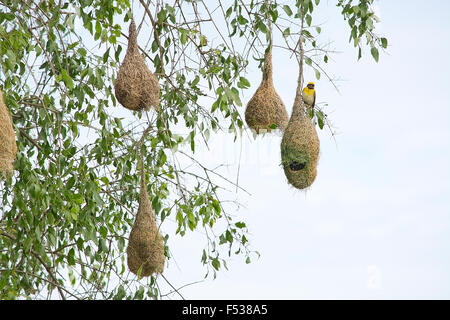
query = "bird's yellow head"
(306, 82, 315, 90)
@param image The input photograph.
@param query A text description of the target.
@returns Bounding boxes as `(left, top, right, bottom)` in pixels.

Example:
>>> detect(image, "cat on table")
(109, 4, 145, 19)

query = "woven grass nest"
(245, 44, 288, 133)
(280, 97, 320, 190)
(0, 88, 17, 179)
(115, 19, 160, 112)
(127, 165, 165, 277)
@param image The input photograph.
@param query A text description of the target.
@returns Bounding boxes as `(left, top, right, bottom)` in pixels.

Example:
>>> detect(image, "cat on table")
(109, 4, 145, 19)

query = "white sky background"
(156, 0, 450, 299)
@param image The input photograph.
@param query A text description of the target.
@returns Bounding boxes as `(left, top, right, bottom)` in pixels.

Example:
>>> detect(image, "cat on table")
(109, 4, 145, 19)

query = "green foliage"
(0, 0, 386, 299)
(337, 0, 387, 61)
(281, 145, 310, 168)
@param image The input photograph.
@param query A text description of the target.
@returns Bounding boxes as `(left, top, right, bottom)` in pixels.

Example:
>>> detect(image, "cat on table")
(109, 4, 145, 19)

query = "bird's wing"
(312, 91, 316, 108)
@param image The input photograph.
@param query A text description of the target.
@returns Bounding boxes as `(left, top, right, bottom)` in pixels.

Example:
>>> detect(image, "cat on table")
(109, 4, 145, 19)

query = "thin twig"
(160, 274, 185, 300)
(139, 0, 165, 76)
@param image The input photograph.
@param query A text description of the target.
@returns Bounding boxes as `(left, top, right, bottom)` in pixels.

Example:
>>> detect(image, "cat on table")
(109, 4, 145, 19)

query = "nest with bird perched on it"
(245, 43, 288, 133)
(281, 110, 320, 190)
(280, 14, 320, 190)
(115, 19, 160, 112)
(0, 88, 17, 179)
(126, 158, 165, 277)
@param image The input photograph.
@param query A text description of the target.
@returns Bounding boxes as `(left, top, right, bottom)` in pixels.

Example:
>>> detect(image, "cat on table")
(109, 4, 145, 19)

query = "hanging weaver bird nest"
(280, 95, 320, 190)
(0, 88, 17, 179)
(127, 162, 165, 277)
(115, 19, 160, 112)
(280, 19, 320, 190)
(245, 44, 288, 133)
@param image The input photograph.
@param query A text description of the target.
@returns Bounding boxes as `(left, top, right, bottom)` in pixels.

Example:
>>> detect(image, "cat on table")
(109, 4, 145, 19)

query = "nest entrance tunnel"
(289, 161, 306, 171)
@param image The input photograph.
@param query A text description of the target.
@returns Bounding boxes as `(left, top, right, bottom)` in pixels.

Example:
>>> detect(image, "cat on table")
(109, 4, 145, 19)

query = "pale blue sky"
(159, 0, 450, 299)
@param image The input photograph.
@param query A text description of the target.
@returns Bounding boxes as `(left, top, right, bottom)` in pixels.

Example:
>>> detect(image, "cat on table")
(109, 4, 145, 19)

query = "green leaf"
(99, 238, 108, 252)
(305, 57, 313, 66)
(77, 48, 87, 57)
(350, 26, 357, 42)
(151, 40, 158, 53)
(371, 46, 379, 62)
(200, 35, 208, 47)
(211, 99, 219, 112)
(283, 5, 293, 16)
(237, 15, 248, 25)
(115, 45, 122, 62)
(67, 248, 76, 266)
(99, 226, 108, 239)
(0, 12, 15, 22)
(212, 258, 220, 270)
(70, 206, 79, 220)
(305, 14, 312, 27)
(225, 230, 233, 243)
(224, 87, 242, 106)
(283, 27, 290, 37)
(115, 285, 126, 300)
(61, 69, 74, 90)
(211, 199, 221, 215)
(102, 48, 110, 63)
(302, 29, 313, 39)
(225, 7, 232, 18)
(314, 68, 321, 80)
(257, 21, 268, 34)
(235, 222, 246, 228)
(190, 130, 195, 152)
(269, 8, 278, 23)
(237, 76, 250, 89)
(230, 87, 242, 106)
(219, 234, 226, 245)
(191, 75, 200, 87)
(67, 176, 76, 189)
(76, 237, 84, 251)
(316, 111, 324, 129)
(381, 37, 388, 49)
(180, 29, 188, 45)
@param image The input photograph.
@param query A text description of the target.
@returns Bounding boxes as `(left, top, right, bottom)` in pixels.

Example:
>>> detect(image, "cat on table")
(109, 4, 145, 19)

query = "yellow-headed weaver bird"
(302, 81, 316, 108)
